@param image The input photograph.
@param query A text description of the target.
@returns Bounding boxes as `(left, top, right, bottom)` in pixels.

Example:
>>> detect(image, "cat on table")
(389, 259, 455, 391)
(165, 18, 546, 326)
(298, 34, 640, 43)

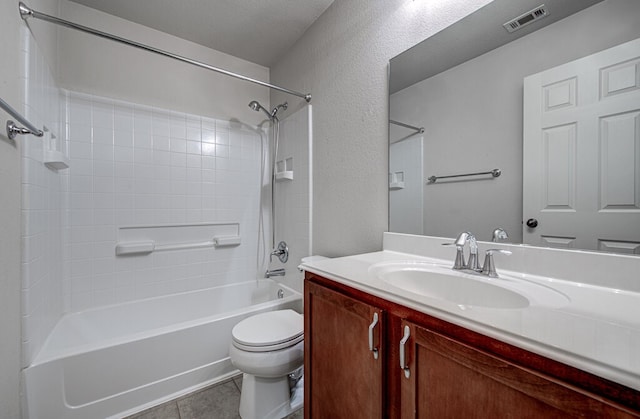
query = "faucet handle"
(270, 241, 289, 263)
(442, 242, 466, 269)
(492, 228, 509, 243)
(481, 249, 512, 278)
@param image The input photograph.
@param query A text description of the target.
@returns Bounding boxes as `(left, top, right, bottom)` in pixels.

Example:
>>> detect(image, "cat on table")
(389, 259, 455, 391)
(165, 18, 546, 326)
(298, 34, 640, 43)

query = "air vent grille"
(503, 5, 548, 33)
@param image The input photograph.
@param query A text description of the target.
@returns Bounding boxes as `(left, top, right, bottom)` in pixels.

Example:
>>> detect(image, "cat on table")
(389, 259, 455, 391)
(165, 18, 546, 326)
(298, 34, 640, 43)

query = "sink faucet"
(445, 232, 479, 271)
(491, 227, 509, 243)
(446, 232, 514, 277)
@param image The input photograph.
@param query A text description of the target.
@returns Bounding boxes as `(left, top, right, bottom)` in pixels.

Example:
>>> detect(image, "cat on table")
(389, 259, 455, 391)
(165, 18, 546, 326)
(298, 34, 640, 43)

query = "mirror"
(389, 0, 640, 254)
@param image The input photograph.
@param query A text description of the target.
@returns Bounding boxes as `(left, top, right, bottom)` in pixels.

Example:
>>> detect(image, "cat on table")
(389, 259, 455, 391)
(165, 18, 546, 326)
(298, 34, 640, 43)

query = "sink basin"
(369, 261, 569, 309)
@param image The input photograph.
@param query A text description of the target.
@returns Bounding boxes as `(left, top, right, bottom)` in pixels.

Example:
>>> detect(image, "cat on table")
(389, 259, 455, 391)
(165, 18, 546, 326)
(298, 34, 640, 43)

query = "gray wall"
(270, 0, 493, 257)
(390, 0, 640, 242)
(0, 0, 24, 415)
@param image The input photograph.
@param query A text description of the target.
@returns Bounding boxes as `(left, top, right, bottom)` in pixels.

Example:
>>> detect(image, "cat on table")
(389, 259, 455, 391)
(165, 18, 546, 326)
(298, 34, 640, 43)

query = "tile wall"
(271, 106, 313, 292)
(19, 38, 270, 364)
(20, 24, 65, 366)
(63, 92, 266, 311)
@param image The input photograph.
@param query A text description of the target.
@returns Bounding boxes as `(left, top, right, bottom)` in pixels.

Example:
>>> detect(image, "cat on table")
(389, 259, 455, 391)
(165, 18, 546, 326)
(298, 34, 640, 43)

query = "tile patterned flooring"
(125, 375, 303, 419)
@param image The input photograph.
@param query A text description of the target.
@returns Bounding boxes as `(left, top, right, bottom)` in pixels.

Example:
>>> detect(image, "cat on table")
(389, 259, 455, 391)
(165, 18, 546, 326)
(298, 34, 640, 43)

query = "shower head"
(248, 100, 260, 111)
(248, 100, 273, 120)
(270, 102, 288, 118)
(249, 100, 289, 122)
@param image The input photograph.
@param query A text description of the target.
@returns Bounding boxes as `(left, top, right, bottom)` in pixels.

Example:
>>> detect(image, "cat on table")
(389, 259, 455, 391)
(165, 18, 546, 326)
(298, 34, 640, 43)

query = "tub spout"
(265, 268, 286, 278)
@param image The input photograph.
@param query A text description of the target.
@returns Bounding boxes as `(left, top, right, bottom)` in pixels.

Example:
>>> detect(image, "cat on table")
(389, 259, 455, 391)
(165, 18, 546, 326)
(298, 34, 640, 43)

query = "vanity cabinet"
(399, 319, 636, 418)
(304, 273, 640, 419)
(304, 279, 385, 418)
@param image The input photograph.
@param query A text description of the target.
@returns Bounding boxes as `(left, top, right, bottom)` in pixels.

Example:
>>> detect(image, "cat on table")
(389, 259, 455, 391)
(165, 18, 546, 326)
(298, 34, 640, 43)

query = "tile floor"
(125, 374, 303, 419)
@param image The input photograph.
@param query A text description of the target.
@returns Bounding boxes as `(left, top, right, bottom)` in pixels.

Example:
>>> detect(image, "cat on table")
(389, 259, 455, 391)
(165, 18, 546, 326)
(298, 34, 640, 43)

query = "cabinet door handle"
(368, 312, 379, 360)
(399, 325, 411, 378)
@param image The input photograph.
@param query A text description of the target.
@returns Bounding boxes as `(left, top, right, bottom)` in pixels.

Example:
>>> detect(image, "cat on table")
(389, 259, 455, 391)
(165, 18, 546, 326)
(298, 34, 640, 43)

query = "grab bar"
(115, 235, 241, 255)
(427, 168, 501, 184)
(0, 96, 44, 139)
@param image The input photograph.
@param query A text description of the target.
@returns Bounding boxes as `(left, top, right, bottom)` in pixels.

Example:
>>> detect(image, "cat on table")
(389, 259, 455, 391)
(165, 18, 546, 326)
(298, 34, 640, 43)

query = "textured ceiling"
(68, 0, 334, 67)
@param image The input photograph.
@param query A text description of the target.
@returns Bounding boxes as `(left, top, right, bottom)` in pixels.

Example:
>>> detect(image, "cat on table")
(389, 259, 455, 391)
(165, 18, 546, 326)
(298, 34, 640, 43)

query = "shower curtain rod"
(18, 2, 312, 103)
(0, 96, 44, 139)
(389, 119, 424, 134)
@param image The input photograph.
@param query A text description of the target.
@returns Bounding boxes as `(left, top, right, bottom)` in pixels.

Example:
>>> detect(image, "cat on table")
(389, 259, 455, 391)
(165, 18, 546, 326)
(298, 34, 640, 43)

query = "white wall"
(270, 0, 493, 257)
(390, 0, 640, 242)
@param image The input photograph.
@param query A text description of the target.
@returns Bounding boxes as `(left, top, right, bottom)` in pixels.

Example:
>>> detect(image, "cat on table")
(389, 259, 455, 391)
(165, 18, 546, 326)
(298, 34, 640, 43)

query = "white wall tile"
(271, 106, 312, 293)
(21, 89, 268, 321)
(114, 107, 134, 133)
(91, 101, 113, 129)
(134, 132, 153, 149)
(20, 31, 66, 366)
(70, 140, 91, 159)
(113, 133, 133, 147)
(133, 108, 153, 134)
(92, 127, 113, 145)
(68, 97, 91, 126)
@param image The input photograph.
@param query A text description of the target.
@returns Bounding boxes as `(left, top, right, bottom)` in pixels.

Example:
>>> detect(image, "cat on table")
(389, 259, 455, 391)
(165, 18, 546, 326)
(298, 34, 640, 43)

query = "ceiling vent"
(503, 5, 549, 33)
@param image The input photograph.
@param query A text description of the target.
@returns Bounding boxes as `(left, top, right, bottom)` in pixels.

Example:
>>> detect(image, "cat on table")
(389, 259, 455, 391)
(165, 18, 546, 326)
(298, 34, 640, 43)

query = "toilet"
(229, 309, 304, 419)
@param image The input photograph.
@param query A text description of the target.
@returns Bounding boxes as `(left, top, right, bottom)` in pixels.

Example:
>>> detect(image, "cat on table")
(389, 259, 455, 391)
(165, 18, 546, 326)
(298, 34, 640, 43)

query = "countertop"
(302, 250, 640, 392)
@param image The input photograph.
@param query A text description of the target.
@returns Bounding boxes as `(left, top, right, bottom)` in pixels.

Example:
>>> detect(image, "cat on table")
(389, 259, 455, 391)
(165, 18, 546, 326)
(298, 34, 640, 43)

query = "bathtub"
(23, 279, 302, 419)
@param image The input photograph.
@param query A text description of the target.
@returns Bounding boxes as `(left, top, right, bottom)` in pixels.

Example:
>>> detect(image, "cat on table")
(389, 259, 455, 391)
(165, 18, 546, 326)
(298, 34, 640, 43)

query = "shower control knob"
(270, 241, 289, 263)
(526, 218, 538, 228)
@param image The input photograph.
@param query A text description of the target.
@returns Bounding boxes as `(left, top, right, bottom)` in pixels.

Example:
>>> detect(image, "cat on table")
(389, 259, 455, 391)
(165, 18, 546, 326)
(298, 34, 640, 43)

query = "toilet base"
(239, 373, 303, 419)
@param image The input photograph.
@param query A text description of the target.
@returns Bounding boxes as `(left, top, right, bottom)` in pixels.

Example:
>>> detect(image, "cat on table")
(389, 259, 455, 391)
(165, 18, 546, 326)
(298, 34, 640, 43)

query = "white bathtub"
(23, 280, 302, 419)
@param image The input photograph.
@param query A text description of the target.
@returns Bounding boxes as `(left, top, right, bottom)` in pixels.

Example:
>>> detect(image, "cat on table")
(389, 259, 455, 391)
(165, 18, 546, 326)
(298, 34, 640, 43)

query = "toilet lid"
(232, 309, 303, 350)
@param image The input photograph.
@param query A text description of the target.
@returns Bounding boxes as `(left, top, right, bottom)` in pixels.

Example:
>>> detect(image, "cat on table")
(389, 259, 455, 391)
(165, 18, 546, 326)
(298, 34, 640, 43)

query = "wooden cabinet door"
(304, 281, 384, 419)
(400, 320, 637, 418)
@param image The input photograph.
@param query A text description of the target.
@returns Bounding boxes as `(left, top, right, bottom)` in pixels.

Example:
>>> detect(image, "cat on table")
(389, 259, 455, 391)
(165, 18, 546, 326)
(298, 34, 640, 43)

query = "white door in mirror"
(523, 37, 640, 254)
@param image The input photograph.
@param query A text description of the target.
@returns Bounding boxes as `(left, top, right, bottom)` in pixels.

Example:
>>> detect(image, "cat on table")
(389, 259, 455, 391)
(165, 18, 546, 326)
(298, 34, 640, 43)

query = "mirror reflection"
(389, 0, 640, 254)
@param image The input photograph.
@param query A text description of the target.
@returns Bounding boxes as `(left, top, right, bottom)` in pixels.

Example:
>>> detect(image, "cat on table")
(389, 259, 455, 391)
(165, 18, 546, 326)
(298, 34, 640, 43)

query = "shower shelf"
(44, 150, 69, 170)
(276, 157, 293, 181)
(43, 129, 69, 170)
(276, 171, 294, 181)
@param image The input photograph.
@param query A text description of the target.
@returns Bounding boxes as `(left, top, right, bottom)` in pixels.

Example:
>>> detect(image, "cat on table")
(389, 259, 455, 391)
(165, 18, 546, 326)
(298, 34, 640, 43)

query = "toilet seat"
(232, 309, 303, 352)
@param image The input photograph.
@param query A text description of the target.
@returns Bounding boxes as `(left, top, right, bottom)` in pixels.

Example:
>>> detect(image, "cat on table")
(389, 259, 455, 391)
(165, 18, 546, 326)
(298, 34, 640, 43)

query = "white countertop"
(302, 249, 640, 391)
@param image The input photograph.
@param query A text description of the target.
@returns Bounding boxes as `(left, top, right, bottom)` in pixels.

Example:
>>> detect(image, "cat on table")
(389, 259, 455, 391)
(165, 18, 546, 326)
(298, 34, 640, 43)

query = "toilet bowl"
(230, 309, 304, 419)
